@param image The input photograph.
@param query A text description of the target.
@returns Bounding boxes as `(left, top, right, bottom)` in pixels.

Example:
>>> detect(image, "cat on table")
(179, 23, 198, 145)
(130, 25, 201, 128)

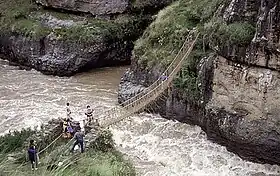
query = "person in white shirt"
(66, 102, 73, 121)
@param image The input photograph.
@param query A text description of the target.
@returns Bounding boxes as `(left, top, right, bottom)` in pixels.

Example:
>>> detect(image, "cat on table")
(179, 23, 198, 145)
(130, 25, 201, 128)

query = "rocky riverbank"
(118, 0, 280, 165)
(0, 0, 173, 76)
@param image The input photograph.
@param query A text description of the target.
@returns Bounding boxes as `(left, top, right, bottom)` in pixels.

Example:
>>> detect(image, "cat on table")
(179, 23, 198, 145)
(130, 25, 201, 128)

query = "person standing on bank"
(66, 102, 73, 121)
(27, 140, 38, 171)
(85, 105, 93, 123)
(71, 128, 85, 153)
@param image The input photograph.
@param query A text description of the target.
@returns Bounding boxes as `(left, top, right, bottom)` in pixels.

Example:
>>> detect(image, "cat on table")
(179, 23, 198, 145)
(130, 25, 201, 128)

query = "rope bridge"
(99, 32, 199, 127)
(37, 31, 199, 155)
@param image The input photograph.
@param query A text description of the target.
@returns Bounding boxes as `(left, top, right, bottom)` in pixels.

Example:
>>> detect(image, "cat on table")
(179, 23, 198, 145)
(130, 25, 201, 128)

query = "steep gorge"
(118, 0, 280, 165)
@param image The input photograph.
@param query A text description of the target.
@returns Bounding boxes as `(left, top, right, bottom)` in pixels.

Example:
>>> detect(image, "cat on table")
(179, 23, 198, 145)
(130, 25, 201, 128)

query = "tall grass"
(0, 128, 135, 176)
(134, 0, 225, 68)
(1, 151, 135, 176)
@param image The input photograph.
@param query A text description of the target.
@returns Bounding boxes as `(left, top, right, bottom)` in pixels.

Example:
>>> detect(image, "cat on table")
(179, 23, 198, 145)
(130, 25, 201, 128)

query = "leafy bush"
(90, 129, 115, 152)
(0, 128, 33, 154)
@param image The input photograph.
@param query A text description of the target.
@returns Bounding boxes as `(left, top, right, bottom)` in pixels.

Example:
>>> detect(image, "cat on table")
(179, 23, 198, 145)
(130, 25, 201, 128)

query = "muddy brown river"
(0, 59, 280, 176)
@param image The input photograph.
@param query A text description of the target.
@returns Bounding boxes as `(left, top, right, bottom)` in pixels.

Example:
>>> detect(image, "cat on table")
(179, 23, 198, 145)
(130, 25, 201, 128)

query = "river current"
(0, 59, 280, 176)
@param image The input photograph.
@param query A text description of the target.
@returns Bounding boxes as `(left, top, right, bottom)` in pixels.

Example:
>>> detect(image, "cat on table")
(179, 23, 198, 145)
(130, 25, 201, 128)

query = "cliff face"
(118, 0, 280, 164)
(217, 0, 280, 70)
(0, 0, 172, 76)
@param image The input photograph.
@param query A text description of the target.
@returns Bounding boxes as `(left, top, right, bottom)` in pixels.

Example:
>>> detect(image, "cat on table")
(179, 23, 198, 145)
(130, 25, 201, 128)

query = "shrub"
(204, 17, 255, 46)
(0, 128, 33, 154)
(90, 129, 115, 152)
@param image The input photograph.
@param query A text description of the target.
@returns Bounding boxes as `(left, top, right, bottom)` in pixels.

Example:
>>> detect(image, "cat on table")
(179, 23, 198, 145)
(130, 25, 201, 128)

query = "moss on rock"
(0, 0, 151, 43)
(0, 0, 50, 38)
(204, 17, 256, 47)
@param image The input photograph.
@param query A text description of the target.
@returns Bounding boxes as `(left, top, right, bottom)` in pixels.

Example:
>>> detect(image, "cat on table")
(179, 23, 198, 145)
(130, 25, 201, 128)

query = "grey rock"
(0, 31, 132, 76)
(37, 14, 87, 29)
(35, 0, 129, 16)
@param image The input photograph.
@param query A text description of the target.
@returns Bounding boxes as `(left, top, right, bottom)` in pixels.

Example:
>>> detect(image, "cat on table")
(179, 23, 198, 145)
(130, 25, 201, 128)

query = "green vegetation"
(90, 128, 115, 152)
(0, 0, 50, 38)
(204, 17, 255, 46)
(52, 21, 120, 43)
(0, 128, 135, 176)
(134, 0, 225, 67)
(0, 128, 33, 154)
(0, 0, 150, 42)
(53, 151, 135, 176)
(1, 151, 135, 176)
(134, 0, 225, 100)
(134, 0, 255, 101)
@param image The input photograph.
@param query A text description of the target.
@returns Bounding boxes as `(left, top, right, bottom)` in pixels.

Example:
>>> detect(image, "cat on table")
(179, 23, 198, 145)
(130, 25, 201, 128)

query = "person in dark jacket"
(71, 129, 85, 153)
(27, 140, 38, 170)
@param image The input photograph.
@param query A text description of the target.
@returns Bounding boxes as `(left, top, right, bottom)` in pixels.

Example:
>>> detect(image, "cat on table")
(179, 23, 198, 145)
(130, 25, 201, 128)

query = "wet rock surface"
(118, 0, 280, 164)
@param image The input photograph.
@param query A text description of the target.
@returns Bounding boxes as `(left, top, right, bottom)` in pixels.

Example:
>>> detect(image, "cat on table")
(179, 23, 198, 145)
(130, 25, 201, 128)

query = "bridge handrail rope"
(100, 32, 199, 127)
(37, 134, 63, 155)
(97, 33, 194, 121)
(118, 32, 195, 108)
(36, 31, 199, 156)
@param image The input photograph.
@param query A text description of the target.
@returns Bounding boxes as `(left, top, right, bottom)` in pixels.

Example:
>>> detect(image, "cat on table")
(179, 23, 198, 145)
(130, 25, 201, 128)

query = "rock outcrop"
(35, 0, 129, 16)
(0, 26, 132, 76)
(0, 0, 173, 76)
(35, 0, 175, 15)
(118, 0, 280, 164)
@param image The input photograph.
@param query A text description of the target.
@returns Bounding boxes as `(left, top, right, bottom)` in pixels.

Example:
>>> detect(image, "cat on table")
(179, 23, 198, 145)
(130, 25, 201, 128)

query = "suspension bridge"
(37, 31, 199, 159)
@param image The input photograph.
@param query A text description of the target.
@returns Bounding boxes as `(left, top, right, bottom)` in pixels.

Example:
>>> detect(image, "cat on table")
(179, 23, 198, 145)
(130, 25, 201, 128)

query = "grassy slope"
(0, 129, 135, 176)
(1, 151, 135, 176)
(133, 0, 255, 100)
